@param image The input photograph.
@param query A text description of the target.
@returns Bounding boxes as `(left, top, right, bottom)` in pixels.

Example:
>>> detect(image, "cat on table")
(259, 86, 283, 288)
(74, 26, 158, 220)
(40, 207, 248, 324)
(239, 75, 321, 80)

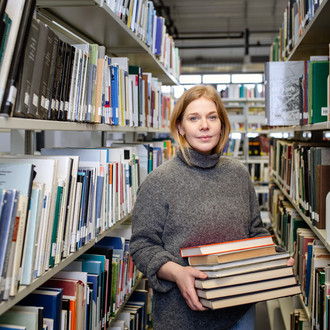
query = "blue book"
(95, 175, 104, 237)
(154, 16, 164, 56)
(87, 273, 99, 328)
(20, 288, 63, 330)
(304, 243, 313, 306)
(0, 326, 26, 330)
(110, 64, 119, 125)
(0, 189, 19, 299)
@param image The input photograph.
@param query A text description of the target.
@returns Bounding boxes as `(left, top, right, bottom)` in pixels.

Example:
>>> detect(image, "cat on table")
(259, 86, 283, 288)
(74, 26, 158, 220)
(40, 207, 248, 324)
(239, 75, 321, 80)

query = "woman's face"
(178, 96, 221, 155)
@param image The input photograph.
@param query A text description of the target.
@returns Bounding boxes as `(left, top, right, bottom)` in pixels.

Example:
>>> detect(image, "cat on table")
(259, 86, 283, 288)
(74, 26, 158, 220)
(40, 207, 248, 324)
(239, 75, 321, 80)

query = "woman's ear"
(177, 123, 184, 136)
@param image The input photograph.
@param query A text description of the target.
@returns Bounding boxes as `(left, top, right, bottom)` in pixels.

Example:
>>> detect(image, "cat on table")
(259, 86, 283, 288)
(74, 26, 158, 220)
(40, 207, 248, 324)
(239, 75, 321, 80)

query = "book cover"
(264, 61, 304, 126)
(0, 0, 29, 112)
(12, 17, 39, 118)
(180, 235, 274, 257)
(26, 20, 49, 118)
(20, 288, 63, 330)
(308, 61, 329, 124)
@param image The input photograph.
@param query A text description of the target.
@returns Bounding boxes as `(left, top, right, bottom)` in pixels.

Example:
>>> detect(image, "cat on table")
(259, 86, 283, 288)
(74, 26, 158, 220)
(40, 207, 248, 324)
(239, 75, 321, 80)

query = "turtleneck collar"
(177, 148, 220, 169)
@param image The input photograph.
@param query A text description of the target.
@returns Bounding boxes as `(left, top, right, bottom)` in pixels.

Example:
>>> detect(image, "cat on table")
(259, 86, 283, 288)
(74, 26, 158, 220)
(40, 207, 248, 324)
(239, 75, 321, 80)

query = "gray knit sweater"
(130, 149, 270, 329)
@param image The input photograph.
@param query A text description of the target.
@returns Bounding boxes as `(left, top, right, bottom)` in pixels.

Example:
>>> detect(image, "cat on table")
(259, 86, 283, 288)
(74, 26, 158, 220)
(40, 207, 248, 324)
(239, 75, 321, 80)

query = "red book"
(180, 236, 275, 258)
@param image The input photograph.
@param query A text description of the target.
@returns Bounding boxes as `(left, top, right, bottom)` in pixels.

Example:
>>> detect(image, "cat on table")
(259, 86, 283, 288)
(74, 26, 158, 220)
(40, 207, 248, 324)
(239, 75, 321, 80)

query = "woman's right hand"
(157, 261, 208, 311)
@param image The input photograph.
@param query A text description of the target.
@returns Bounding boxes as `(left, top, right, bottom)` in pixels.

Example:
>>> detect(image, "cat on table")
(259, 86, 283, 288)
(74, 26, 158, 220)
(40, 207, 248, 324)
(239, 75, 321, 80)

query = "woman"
(130, 85, 280, 329)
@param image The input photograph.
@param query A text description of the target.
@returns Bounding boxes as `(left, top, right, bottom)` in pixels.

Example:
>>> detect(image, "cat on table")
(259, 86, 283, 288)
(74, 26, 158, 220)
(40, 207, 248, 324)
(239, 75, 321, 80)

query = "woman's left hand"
(287, 257, 295, 266)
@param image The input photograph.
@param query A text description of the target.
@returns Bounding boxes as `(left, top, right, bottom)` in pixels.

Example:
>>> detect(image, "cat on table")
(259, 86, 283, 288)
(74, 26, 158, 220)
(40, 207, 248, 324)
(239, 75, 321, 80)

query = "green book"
(308, 61, 329, 124)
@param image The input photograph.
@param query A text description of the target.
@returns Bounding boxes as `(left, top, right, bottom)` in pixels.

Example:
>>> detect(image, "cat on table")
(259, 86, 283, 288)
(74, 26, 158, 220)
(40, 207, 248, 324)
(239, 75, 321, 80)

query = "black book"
(57, 41, 69, 121)
(0, 0, 36, 116)
(38, 26, 56, 120)
(46, 31, 59, 120)
(48, 39, 64, 120)
(12, 17, 40, 117)
(26, 20, 49, 118)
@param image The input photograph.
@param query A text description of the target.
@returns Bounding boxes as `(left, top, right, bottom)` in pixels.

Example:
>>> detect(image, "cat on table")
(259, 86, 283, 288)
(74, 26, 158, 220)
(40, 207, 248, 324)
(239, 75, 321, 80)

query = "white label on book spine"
(321, 107, 329, 116)
(76, 230, 80, 243)
(65, 101, 69, 112)
(51, 243, 56, 257)
(98, 106, 102, 115)
(32, 94, 38, 107)
(24, 92, 29, 106)
(7, 86, 17, 104)
(45, 99, 50, 110)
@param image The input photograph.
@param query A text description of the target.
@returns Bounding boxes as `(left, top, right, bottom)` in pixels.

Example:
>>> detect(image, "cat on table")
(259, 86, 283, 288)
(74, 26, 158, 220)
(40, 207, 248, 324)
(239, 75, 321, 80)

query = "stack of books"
(180, 236, 301, 309)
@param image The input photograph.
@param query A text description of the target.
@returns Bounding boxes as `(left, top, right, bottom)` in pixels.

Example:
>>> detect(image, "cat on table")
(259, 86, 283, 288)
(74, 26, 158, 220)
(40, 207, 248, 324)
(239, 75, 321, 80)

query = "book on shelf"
(180, 235, 275, 257)
(308, 60, 329, 124)
(19, 288, 63, 330)
(0, 305, 40, 330)
(0, 162, 34, 297)
(264, 61, 305, 126)
(0, 189, 19, 302)
(0, 0, 29, 111)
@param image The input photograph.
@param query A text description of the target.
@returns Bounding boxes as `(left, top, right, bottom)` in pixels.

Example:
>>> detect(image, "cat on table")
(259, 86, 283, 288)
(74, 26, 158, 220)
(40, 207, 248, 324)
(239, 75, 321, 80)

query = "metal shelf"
(287, 0, 330, 61)
(0, 117, 170, 134)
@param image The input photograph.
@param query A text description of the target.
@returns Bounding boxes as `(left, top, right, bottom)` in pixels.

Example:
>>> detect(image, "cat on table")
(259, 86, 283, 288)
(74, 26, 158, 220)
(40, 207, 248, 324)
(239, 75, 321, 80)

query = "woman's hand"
(287, 257, 295, 266)
(157, 261, 208, 311)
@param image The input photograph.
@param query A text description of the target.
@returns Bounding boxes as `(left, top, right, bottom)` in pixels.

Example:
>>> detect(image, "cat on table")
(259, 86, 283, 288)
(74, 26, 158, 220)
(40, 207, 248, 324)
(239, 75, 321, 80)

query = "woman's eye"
(209, 115, 218, 120)
(189, 116, 198, 121)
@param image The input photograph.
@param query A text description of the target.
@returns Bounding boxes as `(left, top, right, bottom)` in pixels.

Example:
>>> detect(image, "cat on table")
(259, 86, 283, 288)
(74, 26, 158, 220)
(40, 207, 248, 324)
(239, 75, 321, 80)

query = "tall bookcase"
(0, 0, 177, 325)
(267, 0, 330, 328)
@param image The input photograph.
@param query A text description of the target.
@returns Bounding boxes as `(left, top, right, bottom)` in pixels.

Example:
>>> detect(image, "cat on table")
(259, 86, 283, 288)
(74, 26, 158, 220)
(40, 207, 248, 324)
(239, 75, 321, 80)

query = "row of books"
(269, 139, 330, 230)
(180, 235, 301, 310)
(294, 228, 330, 330)
(270, 0, 323, 61)
(219, 83, 265, 99)
(105, 0, 180, 78)
(268, 183, 308, 254)
(0, 235, 144, 330)
(0, 141, 172, 302)
(269, 183, 330, 329)
(265, 56, 329, 126)
(248, 163, 269, 184)
(0, 3, 176, 128)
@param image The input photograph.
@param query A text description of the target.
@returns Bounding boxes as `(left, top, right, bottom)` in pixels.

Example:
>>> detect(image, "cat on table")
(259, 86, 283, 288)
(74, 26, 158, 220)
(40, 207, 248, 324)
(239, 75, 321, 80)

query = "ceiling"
(153, 0, 288, 74)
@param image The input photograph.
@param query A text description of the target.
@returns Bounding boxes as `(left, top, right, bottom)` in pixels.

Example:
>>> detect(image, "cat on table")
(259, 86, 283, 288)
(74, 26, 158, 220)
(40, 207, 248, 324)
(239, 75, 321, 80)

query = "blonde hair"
(169, 85, 231, 162)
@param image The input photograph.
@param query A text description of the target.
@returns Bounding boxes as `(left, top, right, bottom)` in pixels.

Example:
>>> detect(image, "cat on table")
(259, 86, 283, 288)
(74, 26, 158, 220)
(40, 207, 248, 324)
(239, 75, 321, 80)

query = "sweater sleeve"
(130, 172, 180, 293)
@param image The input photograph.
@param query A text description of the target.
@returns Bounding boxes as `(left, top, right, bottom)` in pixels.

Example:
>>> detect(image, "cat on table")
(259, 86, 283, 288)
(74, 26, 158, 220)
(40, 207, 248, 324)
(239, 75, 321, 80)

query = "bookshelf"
(0, 0, 176, 327)
(267, 0, 330, 328)
(223, 97, 270, 211)
(36, 0, 180, 86)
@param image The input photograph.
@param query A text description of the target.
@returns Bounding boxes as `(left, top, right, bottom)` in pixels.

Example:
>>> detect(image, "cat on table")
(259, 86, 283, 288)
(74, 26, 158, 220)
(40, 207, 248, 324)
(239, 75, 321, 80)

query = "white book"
(20, 183, 44, 286)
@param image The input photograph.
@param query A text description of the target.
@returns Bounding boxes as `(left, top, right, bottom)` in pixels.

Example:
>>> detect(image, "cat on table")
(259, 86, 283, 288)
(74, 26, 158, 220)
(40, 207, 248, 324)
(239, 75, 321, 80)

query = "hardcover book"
(180, 235, 274, 257)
